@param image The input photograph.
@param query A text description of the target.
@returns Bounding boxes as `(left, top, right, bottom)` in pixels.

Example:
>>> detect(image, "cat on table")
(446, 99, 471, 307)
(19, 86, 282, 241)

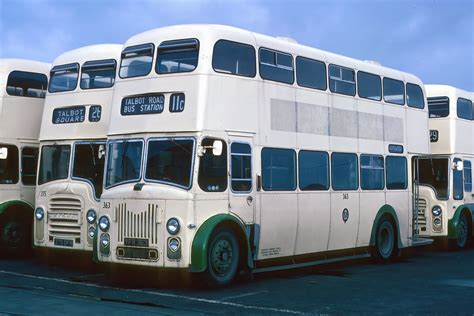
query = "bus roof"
(0, 59, 50, 94)
(39, 44, 122, 142)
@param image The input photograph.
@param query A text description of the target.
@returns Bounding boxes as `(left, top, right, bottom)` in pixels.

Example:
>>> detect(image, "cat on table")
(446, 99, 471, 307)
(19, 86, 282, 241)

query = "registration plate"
(54, 238, 73, 247)
(124, 238, 149, 247)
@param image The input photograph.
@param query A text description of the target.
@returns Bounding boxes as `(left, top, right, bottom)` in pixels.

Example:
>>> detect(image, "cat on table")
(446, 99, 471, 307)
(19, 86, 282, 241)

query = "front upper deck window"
(145, 138, 194, 189)
(383, 77, 405, 105)
(457, 97, 473, 120)
(105, 140, 143, 188)
(156, 39, 199, 74)
(427, 96, 449, 118)
(49, 63, 79, 93)
(0, 144, 19, 184)
(80, 59, 117, 89)
(38, 145, 70, 185)
(72, 143, 106, 198)
(119, 43, 154, 78)
(406, 83, 424, 109)
(212, 40, 256, 77)
(6, 71, 48, 98)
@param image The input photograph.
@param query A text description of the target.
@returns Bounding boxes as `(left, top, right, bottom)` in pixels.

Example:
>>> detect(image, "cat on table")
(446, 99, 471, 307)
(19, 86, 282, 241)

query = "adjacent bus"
(95, 25, 431, 285)
(0, 59, 49, 255)
(34, 45, 122, 253)
(414, 85, 473, 248)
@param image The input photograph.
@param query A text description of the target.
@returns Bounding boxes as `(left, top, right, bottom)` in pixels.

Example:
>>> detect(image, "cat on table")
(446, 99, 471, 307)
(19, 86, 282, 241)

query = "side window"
(427, 96, 449, 118)
(383, 77, 405, 105)
(360, 155, 384, 190)
(231, 143, 252, 192)
(212, 40, 256, 77)
(331, 153, 358, 190)
(357, 71, 381, 101)
(119, 43, 154, 78)
(299, 150, 329, 191)
(262, 148, 296, 191)
(406, 83, 424, 109)
(198, 138, 227, 192)
(296, 56, 327, 90)
(329, 64, 355, 96)
(259, 48, 294, 84)
(156, 39, 199, 74)
(453, 158, 464, 200)
(464, 160, 472, 193)
(457, 98, 473, 120)
(386, 156, 407, 190)
(6, 71, 48, 98)
(21, 147, 39, 186)
(80, 59, 116, 89)
(0, 144, 19, 184)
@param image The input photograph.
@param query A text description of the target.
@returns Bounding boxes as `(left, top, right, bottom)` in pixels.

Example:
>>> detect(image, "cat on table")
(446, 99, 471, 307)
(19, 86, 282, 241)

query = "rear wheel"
(0, 212, 31, 256)
(205, 227, 239, 286)
(454, 213, 469, 250)
(373, 218, 397, 262)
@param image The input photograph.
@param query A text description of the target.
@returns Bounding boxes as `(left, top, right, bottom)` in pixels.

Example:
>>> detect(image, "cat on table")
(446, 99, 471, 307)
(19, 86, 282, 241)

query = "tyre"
(0, 212, 31, 256)
(205, 227, 240, 286)
(373, 217, 397, 262)
(453, 212, 469, 250)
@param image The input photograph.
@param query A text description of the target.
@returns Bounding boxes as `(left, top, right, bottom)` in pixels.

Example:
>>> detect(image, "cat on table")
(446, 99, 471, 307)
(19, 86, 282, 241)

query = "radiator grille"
(48, 197, 82, 237)
(117, 203, 160, 244)
(415, 198, 427, 232)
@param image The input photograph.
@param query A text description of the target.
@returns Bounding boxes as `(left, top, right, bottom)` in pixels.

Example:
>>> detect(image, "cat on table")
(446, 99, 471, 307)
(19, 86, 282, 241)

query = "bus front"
(34, 45, 122, 253)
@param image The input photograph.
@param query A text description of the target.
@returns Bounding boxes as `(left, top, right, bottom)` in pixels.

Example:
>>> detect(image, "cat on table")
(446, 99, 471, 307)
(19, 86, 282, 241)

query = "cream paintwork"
(0, 59, 49, 208)
(97, 25, 429, 269)
(34, 45, 122, 252)
(416, 85, 474, 237)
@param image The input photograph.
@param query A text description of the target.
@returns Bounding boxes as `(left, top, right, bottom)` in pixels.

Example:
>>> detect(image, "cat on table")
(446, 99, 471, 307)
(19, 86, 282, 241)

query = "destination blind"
(121, 94, 165, 115)
(52, 106, 86, 124)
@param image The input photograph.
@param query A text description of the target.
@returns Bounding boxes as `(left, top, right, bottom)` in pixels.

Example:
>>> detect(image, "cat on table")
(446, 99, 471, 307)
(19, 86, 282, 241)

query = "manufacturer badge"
(342, 208, 349, 223)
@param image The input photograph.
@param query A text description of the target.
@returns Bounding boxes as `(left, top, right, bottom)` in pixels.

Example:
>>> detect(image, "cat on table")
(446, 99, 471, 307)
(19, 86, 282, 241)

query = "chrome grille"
(48, 197, 82, 237)
(116, 203, 160, 244)
(416, 198, 427, 232)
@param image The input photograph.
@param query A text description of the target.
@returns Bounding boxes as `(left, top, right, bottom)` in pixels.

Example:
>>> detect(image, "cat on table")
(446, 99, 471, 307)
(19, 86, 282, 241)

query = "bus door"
(228, 139, 255, 224)
(19, 143, 39, 204)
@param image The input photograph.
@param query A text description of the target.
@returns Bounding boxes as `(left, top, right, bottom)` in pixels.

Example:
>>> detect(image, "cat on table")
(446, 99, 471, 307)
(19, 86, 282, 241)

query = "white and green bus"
(0, 59, 49, 255)
(34, 45, 122, 253)
(413, 85, 473, 249)
(95, 25, 431, 285)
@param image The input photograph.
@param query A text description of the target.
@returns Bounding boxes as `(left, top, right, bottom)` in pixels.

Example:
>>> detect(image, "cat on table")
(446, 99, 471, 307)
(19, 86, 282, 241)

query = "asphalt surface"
(0, 245, 473, 315)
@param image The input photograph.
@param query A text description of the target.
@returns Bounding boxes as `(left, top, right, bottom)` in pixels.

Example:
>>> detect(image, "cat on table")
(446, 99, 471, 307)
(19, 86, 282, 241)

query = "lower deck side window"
(386, 156, 407, 190)
(298, 150, 329, 190)
(360, 155, 384, 190)
(331, 153, 358, 190)
(464, 160, 472, 193)
(262, 148, 296, 191)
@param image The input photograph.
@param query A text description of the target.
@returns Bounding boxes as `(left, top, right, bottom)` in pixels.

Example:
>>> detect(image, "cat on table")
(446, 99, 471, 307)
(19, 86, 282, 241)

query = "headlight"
(168, 238, 180, 252)
(432, 205, 442, 217)
(35, 208, 44, 221)
(98, 216, 110, 232)
(100, 233, 110, 248)
(88, 227, 95, 238)
(86, 209, 97, 224)
(166, 218, 180, 235)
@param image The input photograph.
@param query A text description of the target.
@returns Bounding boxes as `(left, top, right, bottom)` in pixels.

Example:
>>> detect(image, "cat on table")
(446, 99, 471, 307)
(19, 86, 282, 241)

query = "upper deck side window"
(383, 77, 405, 105)
(49, 63, 79, 93)
(427, 96, 449, 118)
(406, 83, 425, 109)
(156, 39, 199, 74)
(329, 64, 356, 96)
(80, 59, 117, 90)
(212, 40, 256, 78)
(6, 71, 48, 98)
(296, 56, 327, 91)
(119, 43, 154, 78)
(457, 97, 473, 120)
(357, 71, 381, 101)
(259, 48, 294, 84)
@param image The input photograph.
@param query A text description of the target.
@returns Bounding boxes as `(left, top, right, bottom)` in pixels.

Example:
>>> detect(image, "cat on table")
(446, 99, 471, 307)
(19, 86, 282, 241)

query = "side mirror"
(455, 161, 464, 171)
(98, 145, 106, 159)
(0, 147, 8, 160)
(212, 140, 223, 156)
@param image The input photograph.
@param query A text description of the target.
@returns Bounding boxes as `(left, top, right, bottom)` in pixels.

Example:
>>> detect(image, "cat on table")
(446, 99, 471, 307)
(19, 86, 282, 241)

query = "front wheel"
(0, 213, 31, 256)
(205, 227, 240, 286)
(373, 218, 397, 262)
(453, 213, 469, 250)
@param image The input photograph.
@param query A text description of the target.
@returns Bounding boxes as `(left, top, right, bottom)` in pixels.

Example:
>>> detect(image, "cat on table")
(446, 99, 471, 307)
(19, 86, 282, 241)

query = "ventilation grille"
(116, 203, 160, 244)
(48, 197, 82, 237)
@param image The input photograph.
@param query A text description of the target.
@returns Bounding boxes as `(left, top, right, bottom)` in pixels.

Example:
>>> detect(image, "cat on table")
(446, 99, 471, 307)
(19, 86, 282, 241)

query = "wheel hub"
(212, 239, 233, 275)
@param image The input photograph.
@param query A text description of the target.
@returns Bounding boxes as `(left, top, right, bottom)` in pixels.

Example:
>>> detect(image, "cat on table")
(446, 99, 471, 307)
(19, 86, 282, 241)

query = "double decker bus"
(414, 85, 473, 249)
(95, 25, 431, 285)
(0, 59, 49, 255)
(34, 45, 122, 253)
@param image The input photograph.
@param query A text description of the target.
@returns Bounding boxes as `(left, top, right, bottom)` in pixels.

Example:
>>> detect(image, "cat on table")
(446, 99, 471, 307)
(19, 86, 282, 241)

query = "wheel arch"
(448, 205, 473, 239)
(189, 213, 253, 273)
(369, 204, 403, 248)
(0, 200, 34, 219)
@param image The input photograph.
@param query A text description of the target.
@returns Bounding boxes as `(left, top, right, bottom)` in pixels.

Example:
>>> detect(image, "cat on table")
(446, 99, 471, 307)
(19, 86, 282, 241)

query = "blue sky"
(1, 0, 473, 91)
